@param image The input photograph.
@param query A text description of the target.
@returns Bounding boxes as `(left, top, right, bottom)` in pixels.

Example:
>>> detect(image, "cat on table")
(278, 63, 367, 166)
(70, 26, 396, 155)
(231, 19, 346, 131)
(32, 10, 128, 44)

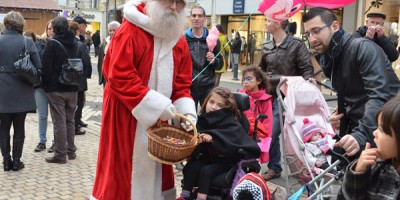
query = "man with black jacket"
(353, 12, 399, 62)
(41, 16, 87, 164)
(92, 30, 101, 57)
(259, 19, 313, 180)
(303, 7, 399, 162)
(185, 6, 223, 109)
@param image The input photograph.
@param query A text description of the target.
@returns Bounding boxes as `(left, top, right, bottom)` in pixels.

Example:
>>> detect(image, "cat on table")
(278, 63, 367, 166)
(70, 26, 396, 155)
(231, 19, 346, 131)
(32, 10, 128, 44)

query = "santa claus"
(90, 0, 196, 199)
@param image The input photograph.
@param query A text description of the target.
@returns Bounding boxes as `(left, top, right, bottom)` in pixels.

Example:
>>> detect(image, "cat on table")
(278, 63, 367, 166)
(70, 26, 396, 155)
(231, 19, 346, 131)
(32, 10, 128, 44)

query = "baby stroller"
(182, 92, 267, 200)
(275, 77, 349, 199)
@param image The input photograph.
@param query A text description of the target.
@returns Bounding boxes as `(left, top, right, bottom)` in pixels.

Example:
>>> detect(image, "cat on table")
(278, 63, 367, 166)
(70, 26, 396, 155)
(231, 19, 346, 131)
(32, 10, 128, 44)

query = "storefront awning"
(0, 0, 62, 11)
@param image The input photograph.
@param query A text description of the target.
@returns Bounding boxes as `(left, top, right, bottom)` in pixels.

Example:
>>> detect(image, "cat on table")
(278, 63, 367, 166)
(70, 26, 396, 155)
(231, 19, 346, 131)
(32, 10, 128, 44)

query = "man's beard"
(145, 1, 186, 41)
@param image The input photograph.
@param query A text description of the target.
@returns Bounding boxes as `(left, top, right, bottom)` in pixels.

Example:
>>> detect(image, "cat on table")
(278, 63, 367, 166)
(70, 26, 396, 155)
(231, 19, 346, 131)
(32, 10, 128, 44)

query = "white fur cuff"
(173, 97, 196, 117)
(132, 90, 172, 129)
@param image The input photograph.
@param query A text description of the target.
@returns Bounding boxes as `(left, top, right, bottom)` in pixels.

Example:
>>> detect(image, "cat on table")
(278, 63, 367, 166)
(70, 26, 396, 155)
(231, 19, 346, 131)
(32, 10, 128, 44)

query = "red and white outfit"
(91, 0, 195, 199)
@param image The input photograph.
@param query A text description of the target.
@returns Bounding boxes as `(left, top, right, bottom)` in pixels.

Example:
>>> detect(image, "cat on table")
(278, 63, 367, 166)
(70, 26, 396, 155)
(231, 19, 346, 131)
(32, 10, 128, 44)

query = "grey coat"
(338, 160, 400, 200)
(0, 29, 41, 113)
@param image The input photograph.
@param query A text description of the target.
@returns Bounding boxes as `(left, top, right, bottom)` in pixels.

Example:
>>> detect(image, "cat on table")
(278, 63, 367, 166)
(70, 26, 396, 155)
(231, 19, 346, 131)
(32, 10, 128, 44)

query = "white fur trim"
(131, 124, 164, 199)
(162, 188, 177, 200)
(89, 195, 97, 200)
(172, 97, 197, 128)
(148, 38, 175, 98)
(132, 90, 171, 129)
(173, 97, 196, 117)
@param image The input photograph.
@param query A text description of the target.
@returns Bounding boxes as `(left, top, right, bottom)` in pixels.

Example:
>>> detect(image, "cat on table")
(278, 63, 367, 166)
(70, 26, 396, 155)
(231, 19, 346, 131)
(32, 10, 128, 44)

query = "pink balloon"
(258, 0, 304, 22)
(206, 27, 220, 52)
(305, 0, 355, 9)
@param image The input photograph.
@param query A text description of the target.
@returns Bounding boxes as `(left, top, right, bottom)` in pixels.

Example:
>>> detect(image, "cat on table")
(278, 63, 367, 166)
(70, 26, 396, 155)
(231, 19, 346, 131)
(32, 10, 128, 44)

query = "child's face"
(206, 93, 227, 113)
(310, 132, 322, 142)
(373, 115, 397, 160)
(242, 72, 261, 92)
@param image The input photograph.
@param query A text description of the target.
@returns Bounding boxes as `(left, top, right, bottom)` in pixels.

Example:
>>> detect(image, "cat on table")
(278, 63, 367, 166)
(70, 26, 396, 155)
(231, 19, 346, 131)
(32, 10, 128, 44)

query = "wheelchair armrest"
(237, 148, 258, 160)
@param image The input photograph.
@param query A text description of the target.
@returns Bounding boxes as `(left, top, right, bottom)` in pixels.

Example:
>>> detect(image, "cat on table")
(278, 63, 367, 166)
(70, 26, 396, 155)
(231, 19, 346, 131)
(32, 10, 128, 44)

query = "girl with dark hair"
(178, 87, 260, 200)
(339, 96, 400, 199)
(238, 66, 273, 164)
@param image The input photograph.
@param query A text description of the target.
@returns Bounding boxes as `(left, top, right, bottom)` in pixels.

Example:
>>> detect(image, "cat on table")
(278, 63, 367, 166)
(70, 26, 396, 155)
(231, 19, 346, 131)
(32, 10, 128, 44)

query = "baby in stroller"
(177, 87, 261, 200)
(302, 118, 337, 175)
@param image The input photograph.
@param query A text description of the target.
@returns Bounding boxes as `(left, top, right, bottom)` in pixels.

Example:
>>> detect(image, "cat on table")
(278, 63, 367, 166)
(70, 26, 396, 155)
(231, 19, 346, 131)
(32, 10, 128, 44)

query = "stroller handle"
(326, 149, 350, 166)
(276, 78, 288, 98)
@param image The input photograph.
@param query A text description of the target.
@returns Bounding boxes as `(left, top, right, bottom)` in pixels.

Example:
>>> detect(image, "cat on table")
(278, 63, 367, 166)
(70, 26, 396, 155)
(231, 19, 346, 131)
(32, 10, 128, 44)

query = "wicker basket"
(147, 113, 198, 165)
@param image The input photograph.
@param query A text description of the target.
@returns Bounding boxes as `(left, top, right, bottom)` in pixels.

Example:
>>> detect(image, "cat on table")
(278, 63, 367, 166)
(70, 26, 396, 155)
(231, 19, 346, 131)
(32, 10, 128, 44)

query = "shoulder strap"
(52, 39, 71, 58)
(22, 37, 28, 54)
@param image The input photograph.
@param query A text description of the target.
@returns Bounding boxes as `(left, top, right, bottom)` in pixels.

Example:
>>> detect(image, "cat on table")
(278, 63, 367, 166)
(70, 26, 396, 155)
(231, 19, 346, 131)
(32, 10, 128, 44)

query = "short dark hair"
(52, 16, 69, 34)
(242, 66, 269, 91)
(190, 5, 206, 16)
(376, 96, 400, 165)
(303, 7, 337, 25)
(280, 20, 289, 30)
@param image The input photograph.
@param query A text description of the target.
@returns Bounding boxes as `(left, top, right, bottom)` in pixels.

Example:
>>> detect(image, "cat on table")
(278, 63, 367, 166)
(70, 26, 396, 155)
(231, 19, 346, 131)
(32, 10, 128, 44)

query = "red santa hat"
(302, 118, 323, 143)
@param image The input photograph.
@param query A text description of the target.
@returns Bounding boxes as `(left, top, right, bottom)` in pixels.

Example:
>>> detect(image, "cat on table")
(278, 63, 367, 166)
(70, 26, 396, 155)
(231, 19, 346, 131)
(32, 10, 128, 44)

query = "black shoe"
(34, 143, 46, 152)
(45, 156, 67, 164)
(12, 159, 24, 171)
(48, 143, 55, 153)
(75, 129, 86, 135)
(79, 121, 88, 127)
(3, 157, 13, 171)
(68, 153, 77, 160)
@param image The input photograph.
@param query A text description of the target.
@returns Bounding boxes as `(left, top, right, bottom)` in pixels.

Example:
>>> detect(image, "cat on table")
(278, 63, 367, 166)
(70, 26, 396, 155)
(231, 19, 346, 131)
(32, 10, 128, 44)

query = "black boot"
(12, 138, 25, 171)
(3, 157, 12, 171)
(12, 158, 24, 171)
(0, 137, 12, 171)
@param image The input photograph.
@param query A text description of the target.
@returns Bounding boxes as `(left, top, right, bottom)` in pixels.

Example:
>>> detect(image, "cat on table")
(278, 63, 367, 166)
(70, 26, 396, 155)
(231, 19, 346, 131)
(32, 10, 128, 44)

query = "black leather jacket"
(185, 28, 223, 90)
(321, 29, 400, 151)
(259, 34, 313, 95)
(353, 26, 399, 62)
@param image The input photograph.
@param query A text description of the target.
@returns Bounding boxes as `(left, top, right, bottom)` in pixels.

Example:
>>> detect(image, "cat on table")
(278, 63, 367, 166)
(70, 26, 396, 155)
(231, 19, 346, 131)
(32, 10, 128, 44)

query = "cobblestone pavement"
(0, 56, 304, 200)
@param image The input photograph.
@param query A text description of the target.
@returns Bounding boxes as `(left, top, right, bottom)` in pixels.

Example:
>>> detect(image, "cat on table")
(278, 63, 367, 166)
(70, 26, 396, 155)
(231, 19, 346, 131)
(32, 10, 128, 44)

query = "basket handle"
(174, 112, 198, 145)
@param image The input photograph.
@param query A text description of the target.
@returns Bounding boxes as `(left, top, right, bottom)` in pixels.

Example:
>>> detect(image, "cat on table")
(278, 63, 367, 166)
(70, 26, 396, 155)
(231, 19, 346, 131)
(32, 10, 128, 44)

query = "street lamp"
(211, 0, 216, 27)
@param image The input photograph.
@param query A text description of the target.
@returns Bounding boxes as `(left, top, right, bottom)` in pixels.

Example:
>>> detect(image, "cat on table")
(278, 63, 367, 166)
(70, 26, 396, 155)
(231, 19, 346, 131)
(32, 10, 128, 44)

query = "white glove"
(160, 104, 176, 121)
(180, 114, 197, 132)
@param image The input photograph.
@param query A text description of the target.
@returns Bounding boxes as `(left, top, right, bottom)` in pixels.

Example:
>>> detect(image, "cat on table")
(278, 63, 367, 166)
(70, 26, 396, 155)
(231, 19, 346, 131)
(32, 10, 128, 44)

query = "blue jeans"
(34, 88, 48, 144)
(268, 98, 283, 173)
(231, 53, 239, 79)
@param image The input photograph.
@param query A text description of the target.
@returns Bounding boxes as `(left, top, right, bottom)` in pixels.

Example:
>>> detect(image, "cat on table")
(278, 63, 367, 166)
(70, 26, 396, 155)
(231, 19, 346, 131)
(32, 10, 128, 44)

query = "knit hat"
(302, 118, 322, 143)
(233, 172, 271, 200)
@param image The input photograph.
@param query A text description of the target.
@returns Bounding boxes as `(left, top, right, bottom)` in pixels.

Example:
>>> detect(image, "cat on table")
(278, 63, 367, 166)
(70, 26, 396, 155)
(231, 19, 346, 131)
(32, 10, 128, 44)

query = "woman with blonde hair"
(33, 20, 54, 153)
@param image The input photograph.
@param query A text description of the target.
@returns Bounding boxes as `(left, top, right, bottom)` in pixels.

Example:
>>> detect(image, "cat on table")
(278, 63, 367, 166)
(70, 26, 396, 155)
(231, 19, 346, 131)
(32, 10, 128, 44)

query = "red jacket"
(237, 89, 273, 137)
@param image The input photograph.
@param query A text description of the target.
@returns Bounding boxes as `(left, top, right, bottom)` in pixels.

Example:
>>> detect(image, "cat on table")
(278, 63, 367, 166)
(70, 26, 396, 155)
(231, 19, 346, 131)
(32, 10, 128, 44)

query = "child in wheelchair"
(177, 87, 261, 200)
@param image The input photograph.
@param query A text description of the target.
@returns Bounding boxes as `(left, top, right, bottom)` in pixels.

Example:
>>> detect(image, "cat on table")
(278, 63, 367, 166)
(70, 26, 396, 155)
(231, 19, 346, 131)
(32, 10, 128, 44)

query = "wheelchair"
(182, 92, 266, 200)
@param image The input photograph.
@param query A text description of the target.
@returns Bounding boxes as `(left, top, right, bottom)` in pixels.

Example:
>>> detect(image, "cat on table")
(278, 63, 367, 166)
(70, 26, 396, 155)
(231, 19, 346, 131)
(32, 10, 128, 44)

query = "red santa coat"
(91, 2, 196, 200)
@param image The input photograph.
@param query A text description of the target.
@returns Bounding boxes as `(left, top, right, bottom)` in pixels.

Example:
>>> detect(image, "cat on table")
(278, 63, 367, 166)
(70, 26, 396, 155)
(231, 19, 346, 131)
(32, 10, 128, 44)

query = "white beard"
(145, 1, 186, 41)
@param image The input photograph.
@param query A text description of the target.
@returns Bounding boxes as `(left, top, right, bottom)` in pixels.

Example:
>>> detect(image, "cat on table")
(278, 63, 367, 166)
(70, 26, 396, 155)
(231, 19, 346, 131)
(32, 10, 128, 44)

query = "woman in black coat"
(0, 11, 41, 171)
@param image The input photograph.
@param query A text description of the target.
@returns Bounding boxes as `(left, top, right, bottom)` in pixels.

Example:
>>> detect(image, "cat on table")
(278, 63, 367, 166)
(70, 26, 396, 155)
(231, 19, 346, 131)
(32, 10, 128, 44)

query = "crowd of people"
(1, 0, 400, 199)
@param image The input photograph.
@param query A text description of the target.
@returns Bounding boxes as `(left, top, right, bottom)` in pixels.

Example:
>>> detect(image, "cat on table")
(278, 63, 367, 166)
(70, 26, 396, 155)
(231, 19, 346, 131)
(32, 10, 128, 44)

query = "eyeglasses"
(242, 76, 255, 82)
(165, 0, 186, 8)
(302, 23, 331, 39)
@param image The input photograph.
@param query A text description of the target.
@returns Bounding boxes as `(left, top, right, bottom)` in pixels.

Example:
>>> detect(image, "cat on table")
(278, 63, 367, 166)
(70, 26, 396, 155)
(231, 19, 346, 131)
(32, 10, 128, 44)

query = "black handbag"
(52, 39, 84, 86)
(14, 38, 41, 87)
